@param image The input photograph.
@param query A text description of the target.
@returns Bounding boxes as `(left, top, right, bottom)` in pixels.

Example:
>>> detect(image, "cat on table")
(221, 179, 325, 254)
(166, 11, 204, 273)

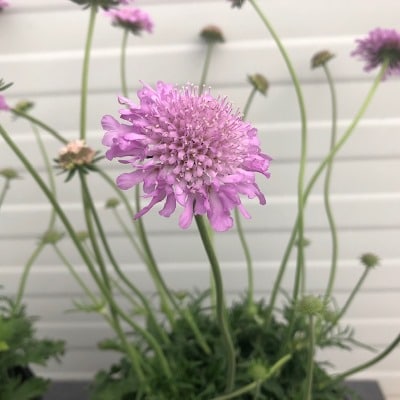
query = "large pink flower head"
(351, 28, 400, 79)
(104, 6, 153, 35)
(102, 82, 271, 232)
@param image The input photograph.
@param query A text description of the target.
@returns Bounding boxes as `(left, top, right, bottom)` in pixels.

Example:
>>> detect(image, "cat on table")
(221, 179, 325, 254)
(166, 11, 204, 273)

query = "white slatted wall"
(0, 1, 399, 398)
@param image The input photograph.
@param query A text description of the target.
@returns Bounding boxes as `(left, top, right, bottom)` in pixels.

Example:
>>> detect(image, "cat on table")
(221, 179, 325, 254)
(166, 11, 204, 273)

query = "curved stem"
(266, 61, 388, 323)
(79, 4, 97, 140)
(120, 29, 129, 98)
(304, 315, 315, 400)
(199, 43, 214, 94)
(249, 0, 308, 316)
(322, 63, 339, 302)
(237, 86, 258, 310)
(322, 334, 400, 389)
(195, 215, 236, 392)
(14, 123, 58, 309)
(10, 109, 67, 144)
(0, 179, 10, 209)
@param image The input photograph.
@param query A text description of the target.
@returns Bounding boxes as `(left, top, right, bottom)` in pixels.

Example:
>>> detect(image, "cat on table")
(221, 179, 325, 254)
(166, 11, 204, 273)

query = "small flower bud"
(322, 307, 339, 323)
(200, 25, 225, 44)
(227, 0, 245, 8)
(248, 361, 269, 381)
(14, 100, 35, 114)
(105, 198, 120, 209)
(76, 231, 89, 242)
(311, 50, 335, 69)
(41, 230, 64, 244)
(297, 295, 325, 316)
(248, 73, 269, 96)
(360, 252, 380, 269)
(0, 168, 21, 180)
(294, 237, 311, 247)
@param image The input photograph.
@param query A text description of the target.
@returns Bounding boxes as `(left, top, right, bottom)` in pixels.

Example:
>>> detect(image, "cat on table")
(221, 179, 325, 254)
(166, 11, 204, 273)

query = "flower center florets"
(142, 88, 248, 193)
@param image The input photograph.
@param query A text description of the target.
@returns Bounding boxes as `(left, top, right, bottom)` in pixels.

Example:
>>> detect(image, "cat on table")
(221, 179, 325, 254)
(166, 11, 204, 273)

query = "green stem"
(249, 0, 308, 317)
(333, 268, 370, 326)
(321, 334, 400, 389)
(266, 61, 388, 323)
(0, 179, 10, 209)
(304, 315, 315, 400)
(14, 123, 58, 310)
(211, 354, 292, 400)
(10, 109, 67, 144)
(238, 86, 259, 310)
(195, 215, 236, 392)
(322, 63, 339, 302)
(199, 42, 214, 94)
(81, 175, 170, 345)
(79, 172, 148, 385)
(120, 29, 129, 98)
(53, 244, 98, 303)
(79, 4, 97, 140)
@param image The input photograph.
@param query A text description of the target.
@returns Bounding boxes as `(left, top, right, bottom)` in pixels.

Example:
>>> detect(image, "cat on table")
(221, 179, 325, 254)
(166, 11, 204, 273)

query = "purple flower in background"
(0, 95, 10, 111)
(102, 82, 271, 232)
(351, 28, 400, 79)
(104, 6, 153, 35)
(0, 0, 9, 11)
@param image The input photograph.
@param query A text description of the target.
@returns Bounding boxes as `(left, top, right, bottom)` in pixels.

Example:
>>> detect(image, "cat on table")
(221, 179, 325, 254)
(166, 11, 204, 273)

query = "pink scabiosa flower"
(104, 6, 153, 35)
(102, 81, 271, 232)
(351, 28, 400, 79)
(0, 0, 8, 11)
(0, 95, 10, 111)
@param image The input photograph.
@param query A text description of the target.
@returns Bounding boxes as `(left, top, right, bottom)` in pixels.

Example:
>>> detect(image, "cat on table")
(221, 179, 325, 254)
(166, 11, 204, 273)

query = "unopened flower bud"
(295, 237, 311, 247)
(105, 198, 120, 209)
(14, 100, 35, 114)
(76, 231, 89, 242)
(360, 252, 380, 269)
(311, 50, 335, 69)
(248, 73, 269, 96)
(228, 0, 245, 8)
(297, 295, 325, 316)
(0, 168, 20, 180)
(200, 25, 225, 44)
(248, 361, 269, 381)
(41, 230, 64, 244)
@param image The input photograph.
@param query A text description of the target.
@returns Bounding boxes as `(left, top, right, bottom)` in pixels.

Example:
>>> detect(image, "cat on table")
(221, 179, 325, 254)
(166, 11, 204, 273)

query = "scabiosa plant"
(227, 0, 245, 8)
(102, 81, 271, 231)
(351, 28, 400, 79)
(104, 5, 153, 35)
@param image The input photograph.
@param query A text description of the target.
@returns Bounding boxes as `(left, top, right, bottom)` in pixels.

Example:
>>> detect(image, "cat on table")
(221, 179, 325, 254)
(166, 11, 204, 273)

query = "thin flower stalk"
(211, 353, 292, 400)
(237, 86, 257, 310)
(0, 124, 148, 386)
(80, 173, 172, 345)
(80, 4, 98, 141)
(304, 315, 316, 400)
(14, 123, 58, 310)
(195, 215, 236, 392)
(79, 172, 149, 385)
(322, 63, 339, 302)
(0, 176, 11, 209)
(199, 42, 215, 94)
(267, 60, 388, 323)
(248, 0, 308, 319)
(120, 28, 129, 97)
(321, 334, 400, 389)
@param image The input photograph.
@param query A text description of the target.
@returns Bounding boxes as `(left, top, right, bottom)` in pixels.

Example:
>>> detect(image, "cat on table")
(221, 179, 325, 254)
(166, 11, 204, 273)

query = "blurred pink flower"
(0, 95, 10, 111)
(102, 82, 271, 232)
(0, 0, 9, 11)
(104, 5, 153, 34)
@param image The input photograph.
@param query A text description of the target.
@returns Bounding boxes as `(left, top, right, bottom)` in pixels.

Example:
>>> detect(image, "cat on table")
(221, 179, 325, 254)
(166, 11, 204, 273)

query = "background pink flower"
(102, 82, 271, 232)
(104, 6, 153, 35)
(0, 95, 10, 111)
